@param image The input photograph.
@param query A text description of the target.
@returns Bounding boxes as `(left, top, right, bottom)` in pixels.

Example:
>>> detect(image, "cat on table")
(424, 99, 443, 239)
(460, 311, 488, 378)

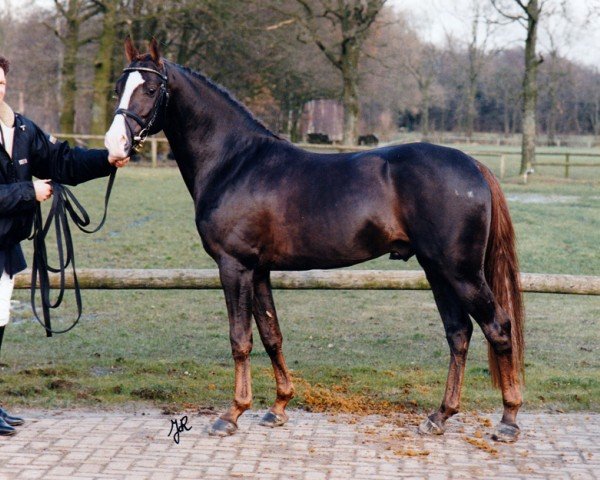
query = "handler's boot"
(0, 416, 15, 436)
(0, 407, 24, 427)
(0, 326, 23, 433)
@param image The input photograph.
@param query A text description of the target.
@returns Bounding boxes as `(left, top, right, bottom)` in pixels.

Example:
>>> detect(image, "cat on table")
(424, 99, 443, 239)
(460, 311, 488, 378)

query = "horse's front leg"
(252, 270, 294, 428)
(208, 257, 254, 437)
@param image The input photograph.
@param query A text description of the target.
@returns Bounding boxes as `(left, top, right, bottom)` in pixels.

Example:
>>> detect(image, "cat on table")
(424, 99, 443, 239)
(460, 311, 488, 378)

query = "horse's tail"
(476, 161, 524, 389)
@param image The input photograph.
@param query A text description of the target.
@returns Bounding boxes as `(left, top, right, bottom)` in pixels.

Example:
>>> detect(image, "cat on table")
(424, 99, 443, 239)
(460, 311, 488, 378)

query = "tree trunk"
(419, 79, 431, 140)
(465, 13, 480, 141)
(90, 0, 117, 142)
(341, 41, 360, 145)
(59, 2, 80, 134)
(342, 73, 359, 145)
(131, 0, 144, 44)
(466, 79, 476, 140)
(520, 0, 540, 175)
(503, 88, 510, 136)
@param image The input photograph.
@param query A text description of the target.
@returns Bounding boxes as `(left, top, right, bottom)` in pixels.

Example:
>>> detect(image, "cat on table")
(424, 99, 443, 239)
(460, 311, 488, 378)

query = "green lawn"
(1, 164, 598, 414)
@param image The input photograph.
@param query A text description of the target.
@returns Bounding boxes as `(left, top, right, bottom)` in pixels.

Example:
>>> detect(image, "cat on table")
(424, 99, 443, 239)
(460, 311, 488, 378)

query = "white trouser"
(0, 271, 14, 327)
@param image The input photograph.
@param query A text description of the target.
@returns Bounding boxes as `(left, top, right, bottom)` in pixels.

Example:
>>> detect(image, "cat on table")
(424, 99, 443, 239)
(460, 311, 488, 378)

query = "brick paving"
(0, 408, 598, 479)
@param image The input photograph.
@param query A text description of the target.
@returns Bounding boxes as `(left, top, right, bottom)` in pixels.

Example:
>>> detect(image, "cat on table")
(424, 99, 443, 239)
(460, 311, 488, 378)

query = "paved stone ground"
(0, 408, 598, 479)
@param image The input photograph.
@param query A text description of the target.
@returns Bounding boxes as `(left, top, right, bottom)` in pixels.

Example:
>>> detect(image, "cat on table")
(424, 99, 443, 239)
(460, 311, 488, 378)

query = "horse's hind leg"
(208, 256, 254, 437)
(450, 275, 523, 442)
(419, 270, 473, 435)
(252, 271, 295, 427)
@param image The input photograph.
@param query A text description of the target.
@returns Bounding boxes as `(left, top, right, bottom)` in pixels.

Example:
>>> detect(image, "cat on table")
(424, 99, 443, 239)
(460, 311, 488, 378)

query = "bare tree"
(402, 42, 441, 140)
(90, 0, 120, 137)
(491, 0, 545, 175)
(50, 0, 102, 133)
(461, 2, 496, 140)
(541, 45, 569, 145)
(271, 0, 387, 145)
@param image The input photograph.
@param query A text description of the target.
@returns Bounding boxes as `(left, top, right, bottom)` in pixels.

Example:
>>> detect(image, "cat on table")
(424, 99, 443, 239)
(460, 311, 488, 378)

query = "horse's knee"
(446, 327, 472, 357)
(231, 340, 252, 360)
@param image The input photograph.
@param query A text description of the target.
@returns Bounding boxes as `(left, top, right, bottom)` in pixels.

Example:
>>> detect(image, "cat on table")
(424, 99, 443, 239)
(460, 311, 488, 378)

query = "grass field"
(1, 161, 598, 415)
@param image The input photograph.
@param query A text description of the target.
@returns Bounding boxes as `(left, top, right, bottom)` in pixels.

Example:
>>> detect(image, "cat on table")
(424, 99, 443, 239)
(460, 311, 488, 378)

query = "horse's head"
(105, 37, 169, 158)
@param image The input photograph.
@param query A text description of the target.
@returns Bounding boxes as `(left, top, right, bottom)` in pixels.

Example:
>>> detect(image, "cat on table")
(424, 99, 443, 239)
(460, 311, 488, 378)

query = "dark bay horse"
(105, 39, 524, 442)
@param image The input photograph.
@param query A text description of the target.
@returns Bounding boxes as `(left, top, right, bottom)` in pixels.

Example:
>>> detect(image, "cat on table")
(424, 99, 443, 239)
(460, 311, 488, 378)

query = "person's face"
(0, 68, 5, 103)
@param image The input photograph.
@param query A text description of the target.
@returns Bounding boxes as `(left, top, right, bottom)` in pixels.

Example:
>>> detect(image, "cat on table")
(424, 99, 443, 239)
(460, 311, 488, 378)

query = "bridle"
(114, 65, 169, 154)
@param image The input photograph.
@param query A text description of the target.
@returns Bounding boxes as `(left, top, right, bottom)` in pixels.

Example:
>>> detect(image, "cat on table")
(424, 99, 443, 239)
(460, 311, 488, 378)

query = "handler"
(0, 56, 129, 436)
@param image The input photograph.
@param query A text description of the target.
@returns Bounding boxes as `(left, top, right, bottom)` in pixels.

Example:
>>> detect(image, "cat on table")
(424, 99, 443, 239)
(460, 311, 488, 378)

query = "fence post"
(151, 138, 158, 168)
(500, 154, 506, 179)
(565, 153, 570, 178)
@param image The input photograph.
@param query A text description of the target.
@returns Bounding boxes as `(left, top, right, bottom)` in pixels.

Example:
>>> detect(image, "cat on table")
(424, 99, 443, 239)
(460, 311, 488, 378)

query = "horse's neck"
(163, 66, 275, 196)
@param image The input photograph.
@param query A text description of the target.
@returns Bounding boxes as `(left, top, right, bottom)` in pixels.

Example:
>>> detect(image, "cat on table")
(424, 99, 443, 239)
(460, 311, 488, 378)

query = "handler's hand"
(33, 179, 53, 202)
(109, 155, 130, 168)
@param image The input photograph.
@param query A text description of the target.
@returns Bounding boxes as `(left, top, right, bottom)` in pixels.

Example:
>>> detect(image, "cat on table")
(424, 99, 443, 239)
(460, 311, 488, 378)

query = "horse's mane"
(169, 61, 281, 140)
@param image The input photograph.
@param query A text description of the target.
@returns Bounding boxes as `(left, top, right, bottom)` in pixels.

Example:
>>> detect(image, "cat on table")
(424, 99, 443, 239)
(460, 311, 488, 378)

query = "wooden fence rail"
(13, 269, 600, 295)
(52, 134, 600, 178)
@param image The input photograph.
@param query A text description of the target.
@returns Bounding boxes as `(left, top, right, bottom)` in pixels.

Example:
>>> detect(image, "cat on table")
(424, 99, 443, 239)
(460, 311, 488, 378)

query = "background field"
(1, 156, 598, 415)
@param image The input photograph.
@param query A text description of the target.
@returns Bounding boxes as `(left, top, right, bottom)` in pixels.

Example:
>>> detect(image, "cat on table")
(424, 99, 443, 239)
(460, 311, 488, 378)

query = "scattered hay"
(296, 377, 414, 416)
(464, 436, 498, 455)
(393, 448, 430, 457)
(476, 415, 493, 428)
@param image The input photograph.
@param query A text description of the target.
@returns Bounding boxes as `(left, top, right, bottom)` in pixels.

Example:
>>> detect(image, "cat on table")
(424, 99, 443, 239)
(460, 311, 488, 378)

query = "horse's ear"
(149, 37, 162, 66)
(124, 35, 139, 62)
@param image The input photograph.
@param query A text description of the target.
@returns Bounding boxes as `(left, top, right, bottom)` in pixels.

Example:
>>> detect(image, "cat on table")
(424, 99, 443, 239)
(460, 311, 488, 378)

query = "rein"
(115, 66, 168, 154)
(30, 169, 116, 337)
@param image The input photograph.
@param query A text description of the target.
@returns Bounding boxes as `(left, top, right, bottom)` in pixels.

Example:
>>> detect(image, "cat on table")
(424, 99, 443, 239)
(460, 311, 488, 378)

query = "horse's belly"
(266, 218, 406, 270)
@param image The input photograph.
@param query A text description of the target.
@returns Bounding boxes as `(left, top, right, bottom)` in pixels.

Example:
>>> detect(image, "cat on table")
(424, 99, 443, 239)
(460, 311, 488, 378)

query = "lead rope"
(29, 169, 116, 337)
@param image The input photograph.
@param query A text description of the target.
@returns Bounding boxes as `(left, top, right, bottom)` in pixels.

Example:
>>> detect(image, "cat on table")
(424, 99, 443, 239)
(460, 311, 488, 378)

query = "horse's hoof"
(491, 422, 520, 443)
(418, 416, 445, 435)
(259, 411, 288, 428)
(208, 418, 238, 437)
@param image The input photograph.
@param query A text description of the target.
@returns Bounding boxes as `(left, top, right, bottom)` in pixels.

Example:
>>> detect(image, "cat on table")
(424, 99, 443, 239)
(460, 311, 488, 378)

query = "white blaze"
(104, 71, 145, 158)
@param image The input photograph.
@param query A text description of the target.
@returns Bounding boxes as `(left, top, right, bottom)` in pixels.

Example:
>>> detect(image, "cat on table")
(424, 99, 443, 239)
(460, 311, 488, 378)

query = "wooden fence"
(296, 145, 600, 180)
(55, 134, 600, 179)
(13, 269, 600, 295)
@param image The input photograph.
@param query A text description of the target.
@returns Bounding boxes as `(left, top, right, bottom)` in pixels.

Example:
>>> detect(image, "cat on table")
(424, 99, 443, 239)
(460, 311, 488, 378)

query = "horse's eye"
(147, 88, 157, 96)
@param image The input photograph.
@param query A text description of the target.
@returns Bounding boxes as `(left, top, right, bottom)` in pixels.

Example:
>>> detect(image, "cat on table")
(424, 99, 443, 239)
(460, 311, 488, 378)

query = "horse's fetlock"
(441, 403, 459, 418)
(503, 398, 522, 410)
(278, 384, 295, 401)
(235, 398, 253, 411)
